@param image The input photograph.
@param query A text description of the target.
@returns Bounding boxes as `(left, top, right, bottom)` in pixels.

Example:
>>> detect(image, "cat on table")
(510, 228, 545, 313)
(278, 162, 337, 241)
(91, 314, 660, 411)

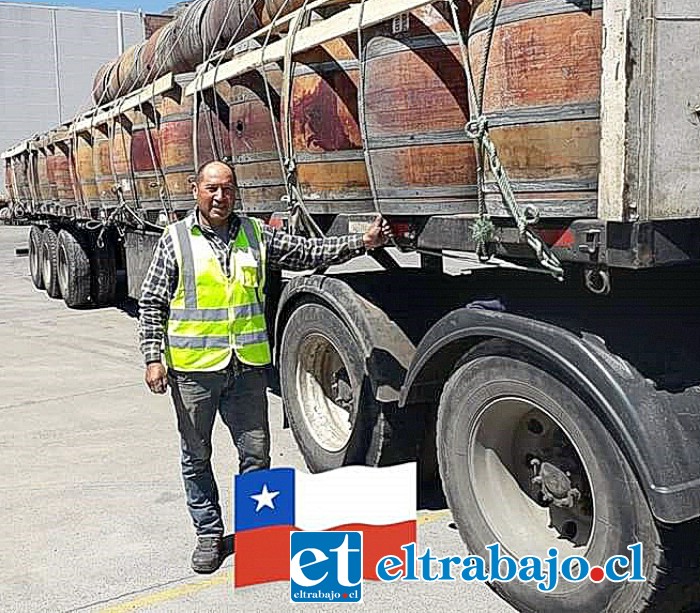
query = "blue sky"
(0, 0, 174, 12)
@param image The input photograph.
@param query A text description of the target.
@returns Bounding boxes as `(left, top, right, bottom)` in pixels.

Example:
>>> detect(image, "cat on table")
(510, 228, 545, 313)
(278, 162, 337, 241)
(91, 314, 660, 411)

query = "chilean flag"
(233, 463, 417, 588)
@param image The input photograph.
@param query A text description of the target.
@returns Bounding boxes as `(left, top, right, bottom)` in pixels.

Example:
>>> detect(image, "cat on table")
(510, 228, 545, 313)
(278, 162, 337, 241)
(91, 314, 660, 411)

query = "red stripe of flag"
(234, 521, 416, 588)
(334, 521, 417, 581)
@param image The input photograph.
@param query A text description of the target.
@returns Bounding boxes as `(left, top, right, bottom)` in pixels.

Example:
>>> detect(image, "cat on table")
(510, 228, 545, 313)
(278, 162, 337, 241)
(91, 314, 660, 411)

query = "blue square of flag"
(234, 468, 295, 532)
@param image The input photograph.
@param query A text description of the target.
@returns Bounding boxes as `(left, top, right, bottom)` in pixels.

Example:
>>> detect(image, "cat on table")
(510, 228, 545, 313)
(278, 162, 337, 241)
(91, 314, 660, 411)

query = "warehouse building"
(0, 2, 171, 191)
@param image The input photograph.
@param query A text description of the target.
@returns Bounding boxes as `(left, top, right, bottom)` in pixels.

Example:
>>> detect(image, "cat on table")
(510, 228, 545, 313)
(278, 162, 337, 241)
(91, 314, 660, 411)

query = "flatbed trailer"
(4, 0, 700, 611)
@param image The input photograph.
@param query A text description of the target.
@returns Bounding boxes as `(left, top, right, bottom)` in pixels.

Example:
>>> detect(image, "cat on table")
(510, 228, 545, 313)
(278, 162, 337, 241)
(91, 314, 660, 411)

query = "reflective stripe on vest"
(164, 216, 272, 372)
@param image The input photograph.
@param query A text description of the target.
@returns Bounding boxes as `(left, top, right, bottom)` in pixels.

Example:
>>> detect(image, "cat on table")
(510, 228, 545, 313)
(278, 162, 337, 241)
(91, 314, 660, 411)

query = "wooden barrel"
(51, 142, 75, 211)
(93, 60, 116, 105)
(5, 159, 16, 203)
(201, 0, 263, 58)
(110, 111, 138, 205)
(171, 0, 211, 72)
(157, 75, 196, 214)
(140, 31, 161, 86)
(130, 102, 164, 216)
(155, 21, 187, 79)
(27, 150, 41, 213)
(196, 81, 233, 167)
(108, 42, 144, 100)
(44, 147, 60, 205)
(92, 126, 119, 209)
(290, 36, 373, 213)
(228, 47, 286, 213)
(75, 133, 100, 212)
(468, 0, 602, 218)
(16, 154, 32, 204)
(261, 0, 305, 25)
(362, 2, 476, 215)
(64, 139, 88, 219)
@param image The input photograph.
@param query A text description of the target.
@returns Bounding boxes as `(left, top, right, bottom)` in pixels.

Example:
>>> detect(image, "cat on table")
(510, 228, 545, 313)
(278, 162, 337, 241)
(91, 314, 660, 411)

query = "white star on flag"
(250, 484, 280, 512)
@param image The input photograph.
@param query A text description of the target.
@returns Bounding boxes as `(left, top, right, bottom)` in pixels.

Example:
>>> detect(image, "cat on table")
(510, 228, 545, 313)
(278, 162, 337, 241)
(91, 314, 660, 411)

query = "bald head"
(192, 161, 236, 229)
(195, 160, 234, 186)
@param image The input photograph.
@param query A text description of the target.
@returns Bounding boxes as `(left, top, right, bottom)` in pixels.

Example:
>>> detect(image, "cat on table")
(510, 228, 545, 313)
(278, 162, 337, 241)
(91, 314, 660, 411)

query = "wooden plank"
(1, 141, 29, 159)
(598, 0, 632, 222)
(72, 72, 175, 133)
(46, 128, 72, 146)
(185, 0, 433, 96)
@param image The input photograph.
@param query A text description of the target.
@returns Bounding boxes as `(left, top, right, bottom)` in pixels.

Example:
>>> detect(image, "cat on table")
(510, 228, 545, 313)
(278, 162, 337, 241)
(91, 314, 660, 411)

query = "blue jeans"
(168, 363, 270, 536)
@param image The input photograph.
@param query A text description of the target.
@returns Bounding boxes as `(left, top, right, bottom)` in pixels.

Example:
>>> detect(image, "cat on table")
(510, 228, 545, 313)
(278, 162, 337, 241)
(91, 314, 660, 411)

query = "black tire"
(57, 229, 91, 308)
(28, 225, 44, 290)
(41, 228, 61, 298)
(280, 302, 382, 472)
(437, 341, 700, 613)
(90, 233, 117, 306)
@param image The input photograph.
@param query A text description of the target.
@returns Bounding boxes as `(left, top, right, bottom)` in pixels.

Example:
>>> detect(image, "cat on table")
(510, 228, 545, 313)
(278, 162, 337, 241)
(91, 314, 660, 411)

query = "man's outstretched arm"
(263, 215, 392, 270)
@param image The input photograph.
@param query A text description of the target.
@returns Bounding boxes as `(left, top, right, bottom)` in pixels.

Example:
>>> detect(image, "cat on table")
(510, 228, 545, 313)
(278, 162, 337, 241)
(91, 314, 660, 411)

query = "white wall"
(0, 3, 144, 189)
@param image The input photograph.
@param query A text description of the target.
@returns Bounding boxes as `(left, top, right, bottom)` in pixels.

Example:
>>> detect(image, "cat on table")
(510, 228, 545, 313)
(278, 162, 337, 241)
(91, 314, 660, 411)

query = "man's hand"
(363, 215, 393, 250)
(145, 362, 168, 395)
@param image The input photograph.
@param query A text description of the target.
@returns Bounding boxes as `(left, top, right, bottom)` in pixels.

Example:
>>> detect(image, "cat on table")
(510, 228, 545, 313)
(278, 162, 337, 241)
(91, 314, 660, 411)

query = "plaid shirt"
(138, 209, 366, 364)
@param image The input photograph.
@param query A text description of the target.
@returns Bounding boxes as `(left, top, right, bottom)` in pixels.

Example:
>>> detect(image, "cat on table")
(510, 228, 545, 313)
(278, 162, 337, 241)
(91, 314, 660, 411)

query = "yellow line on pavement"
(99, 511, 453, 612)
(99, 572, 230, 613)
(418, 509, 453, 526)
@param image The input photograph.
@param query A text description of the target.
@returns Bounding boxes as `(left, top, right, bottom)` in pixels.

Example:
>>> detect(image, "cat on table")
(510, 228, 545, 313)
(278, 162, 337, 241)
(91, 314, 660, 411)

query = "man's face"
(193, 163, 236, 228)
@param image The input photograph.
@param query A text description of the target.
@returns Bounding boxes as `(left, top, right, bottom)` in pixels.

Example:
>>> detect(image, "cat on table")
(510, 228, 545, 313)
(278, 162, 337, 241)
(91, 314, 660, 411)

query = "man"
(138, 160, 392, 574)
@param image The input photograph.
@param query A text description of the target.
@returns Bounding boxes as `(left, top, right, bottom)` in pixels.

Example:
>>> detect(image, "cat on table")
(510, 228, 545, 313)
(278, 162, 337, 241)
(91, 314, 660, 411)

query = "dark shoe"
(191, 535, 222, 574)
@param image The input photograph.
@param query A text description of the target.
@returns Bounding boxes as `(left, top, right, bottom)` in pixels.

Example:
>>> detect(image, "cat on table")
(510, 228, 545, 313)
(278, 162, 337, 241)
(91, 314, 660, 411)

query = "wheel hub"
(470, 399, 594, 558)
(530, 458, 581, 509)
(295, 333, 357, 453)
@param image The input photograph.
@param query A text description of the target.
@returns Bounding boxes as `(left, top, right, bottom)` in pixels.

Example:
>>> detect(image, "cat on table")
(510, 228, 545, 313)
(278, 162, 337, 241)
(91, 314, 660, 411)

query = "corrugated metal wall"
(0, 3, 145, 190)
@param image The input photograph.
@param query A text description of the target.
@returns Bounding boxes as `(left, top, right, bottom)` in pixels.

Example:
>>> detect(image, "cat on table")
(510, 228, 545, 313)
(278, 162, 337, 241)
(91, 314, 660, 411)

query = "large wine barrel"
(228, 46, 286, 213)
(154, 21, 185, 79)
(92, 126, 119, 210)
(108, 42, 145, 100)
(290, 35, 373, 213)
(201, 0, 263, 58)
(140, 31, 161, 87)
(44, 147, 60, 206)
(468, 0, 602, 218)
(196, 82, 233, 167)
(110, 112, 138, 206)
(171, 0, 212, 72)
(93, 0, 308, 105)
(260, 0, 305, 25)
(51, 142, 76, 214)
(18, 153, 33, 204)
(93, 60, 117, 105)
(157, 75, 196, 214)
(362, 2, 477, 215)
(130, 102, 164, 217)
(4, 159, 16, 203)
(75, 133, 100, 213)
(65, 138, 90, 219)
(28, 149, 42, 213)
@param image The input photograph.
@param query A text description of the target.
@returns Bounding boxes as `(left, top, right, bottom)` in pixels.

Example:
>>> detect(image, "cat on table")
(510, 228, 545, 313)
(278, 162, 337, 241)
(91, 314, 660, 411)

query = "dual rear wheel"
(280, 296, 700, 612)
(28, 224, 117, 308)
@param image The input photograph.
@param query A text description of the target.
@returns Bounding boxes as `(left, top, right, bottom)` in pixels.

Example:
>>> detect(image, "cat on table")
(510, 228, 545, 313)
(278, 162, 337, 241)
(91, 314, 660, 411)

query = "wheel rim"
(469, 397, 594, 560)
(58, 242, 69, 292)
(295, 333, 357, 452)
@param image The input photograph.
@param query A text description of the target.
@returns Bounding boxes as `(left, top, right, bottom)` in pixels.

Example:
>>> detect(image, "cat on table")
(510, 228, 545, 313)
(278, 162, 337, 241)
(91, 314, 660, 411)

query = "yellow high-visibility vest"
(164, 216, 272, 371)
